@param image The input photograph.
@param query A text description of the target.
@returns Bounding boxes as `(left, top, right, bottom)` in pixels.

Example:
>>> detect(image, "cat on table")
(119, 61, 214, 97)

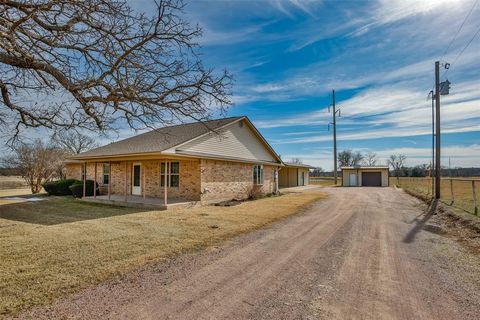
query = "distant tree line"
(309, 148, 480, 178)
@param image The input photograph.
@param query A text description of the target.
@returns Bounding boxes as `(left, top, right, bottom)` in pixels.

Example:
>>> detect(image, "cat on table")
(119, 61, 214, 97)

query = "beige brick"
(199, 159, 276, 203)
(66, 158, 276, 202)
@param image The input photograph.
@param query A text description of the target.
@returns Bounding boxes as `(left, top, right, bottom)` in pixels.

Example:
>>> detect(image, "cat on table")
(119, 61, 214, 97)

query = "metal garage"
(279, 163, 313, 188)
(341, 166, 389, 187)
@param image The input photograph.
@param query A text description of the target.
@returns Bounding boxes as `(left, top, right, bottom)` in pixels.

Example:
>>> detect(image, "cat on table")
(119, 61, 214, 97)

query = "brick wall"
(65, 163, 82, 180)
(199, 159, 277, 203)
(66, 159, 200, 200)
(67, 158, 277, 202)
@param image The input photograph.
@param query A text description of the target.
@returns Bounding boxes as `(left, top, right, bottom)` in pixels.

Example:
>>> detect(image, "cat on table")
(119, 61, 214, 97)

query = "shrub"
(42, 181, 58, 195)
(55, 179, 80, 195)
(42, 179, 80, 196)
(248, 185, 264, 200)
(69, 180, 98, 198)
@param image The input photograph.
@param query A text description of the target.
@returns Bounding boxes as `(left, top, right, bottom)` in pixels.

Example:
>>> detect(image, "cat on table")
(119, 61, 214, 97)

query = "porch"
(74, 158, 201, 207)
(81, 194, 199, 210)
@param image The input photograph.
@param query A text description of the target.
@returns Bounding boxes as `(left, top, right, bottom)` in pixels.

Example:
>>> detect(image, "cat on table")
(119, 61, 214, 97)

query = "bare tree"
(364, 152, 377, 166)
(387, 154, 407, 183)
(351, 151, 364, 166)
(2, 139, 68, 193)
(338, 150, 364, 167)
(53, 131, 98, 154)
(338, 150, 353, 167)
(310, 167, 324, 177)
(289, 157, 303, 164)
(0, 0, 232, 140)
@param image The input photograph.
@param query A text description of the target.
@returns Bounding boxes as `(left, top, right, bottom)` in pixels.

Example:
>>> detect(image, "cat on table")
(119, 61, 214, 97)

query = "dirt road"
(18, 187, 480, 319)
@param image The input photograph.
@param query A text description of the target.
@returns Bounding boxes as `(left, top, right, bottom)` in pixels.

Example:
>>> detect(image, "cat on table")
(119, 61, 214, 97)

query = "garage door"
(362, 172, 382, 186)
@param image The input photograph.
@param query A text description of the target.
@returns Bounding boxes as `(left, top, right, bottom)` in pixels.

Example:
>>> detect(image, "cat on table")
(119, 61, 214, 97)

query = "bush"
(42, 181, 57, 195)
(42, 179, 80, 196)
(248, 185, 264, 200)
(69, 180, 98, 198)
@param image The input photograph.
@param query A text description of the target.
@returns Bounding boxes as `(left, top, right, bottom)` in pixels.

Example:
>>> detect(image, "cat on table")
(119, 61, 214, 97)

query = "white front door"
(132, 163, 142, 195)
(349, 173, 357, 187)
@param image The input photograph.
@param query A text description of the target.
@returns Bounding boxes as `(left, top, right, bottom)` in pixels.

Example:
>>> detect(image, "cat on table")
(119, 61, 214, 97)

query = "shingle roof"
(71, 116, 243, 159)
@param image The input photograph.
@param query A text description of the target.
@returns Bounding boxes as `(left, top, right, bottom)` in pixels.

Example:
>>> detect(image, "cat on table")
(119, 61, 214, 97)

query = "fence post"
(472, 180, 478, 215)
(449, 178, 454, 205)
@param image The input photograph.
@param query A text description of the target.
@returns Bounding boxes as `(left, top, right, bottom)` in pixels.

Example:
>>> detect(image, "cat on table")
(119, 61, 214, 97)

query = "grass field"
(0, 190, 326, 316)
(391, 177, 479, 214)
(309, 177, 341, 186)
(0, 176, 27, 190)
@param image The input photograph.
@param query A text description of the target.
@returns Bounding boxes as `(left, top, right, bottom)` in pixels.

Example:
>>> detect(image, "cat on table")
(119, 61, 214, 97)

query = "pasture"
(391, 177, 479, 215)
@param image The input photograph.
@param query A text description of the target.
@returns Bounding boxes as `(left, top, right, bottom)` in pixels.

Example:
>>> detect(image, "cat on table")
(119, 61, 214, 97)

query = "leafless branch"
(0, 0, 233, 139)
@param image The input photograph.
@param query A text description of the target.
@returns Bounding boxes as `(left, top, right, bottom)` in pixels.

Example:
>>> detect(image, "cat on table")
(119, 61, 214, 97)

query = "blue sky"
(3, 0, 479, 170)
(147, 0, 479, 170)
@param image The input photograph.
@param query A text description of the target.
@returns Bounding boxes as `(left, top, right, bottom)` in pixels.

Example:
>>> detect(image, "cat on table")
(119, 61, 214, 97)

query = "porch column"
(275, 168, 279, 193)
(108, 160, 112, 200)
(164, 160, 168, 206)
(83, 162, 86, 198)
(124, 161, 128, 202)
(94, 162, 97, 199)
(143, 161, 146, 200)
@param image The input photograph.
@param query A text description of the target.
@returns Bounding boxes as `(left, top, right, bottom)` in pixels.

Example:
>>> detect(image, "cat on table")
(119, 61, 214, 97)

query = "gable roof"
(70, 116, 282, 164)
(71, 117, 242, 159)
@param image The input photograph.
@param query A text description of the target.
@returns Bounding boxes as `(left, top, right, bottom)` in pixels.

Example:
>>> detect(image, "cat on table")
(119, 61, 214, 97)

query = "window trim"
(102, 163, 110, 185)
(253, 164, 264, 185)
(160, 161, 180, 188)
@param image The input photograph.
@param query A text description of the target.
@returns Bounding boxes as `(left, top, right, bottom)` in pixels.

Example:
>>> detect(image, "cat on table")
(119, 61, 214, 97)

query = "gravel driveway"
(17, 187, 480, 319)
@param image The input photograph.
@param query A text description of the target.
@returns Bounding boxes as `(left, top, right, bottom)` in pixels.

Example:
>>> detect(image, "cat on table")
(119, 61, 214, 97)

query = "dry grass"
(309, 177, 341, 187)
(0, 176, 27, 190)
(0, 188, 40, 198)
(391, 177, 479, 214)
(0, 190, 325, 316)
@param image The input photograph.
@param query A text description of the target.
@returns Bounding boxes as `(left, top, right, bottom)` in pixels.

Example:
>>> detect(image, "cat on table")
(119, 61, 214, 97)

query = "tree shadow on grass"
(403, 199, 438, 244)
(0, 196, 146, 226)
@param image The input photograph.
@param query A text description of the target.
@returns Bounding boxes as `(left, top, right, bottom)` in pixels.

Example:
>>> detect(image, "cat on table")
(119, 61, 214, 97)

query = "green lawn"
(0, 191, 326, 316)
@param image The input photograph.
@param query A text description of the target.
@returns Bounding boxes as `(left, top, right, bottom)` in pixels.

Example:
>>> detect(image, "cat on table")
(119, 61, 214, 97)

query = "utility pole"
(429, 90, 435, 198)
(433, 61, 451, 199)
(435, 61, 441, 199)
(328, 90, 341, 185)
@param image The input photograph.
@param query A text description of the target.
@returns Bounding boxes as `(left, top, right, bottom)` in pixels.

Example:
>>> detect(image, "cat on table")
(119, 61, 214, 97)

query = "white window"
(253, 165, 264, 185)
(103, 163, 110, 185)
(161, 162, 180, 187)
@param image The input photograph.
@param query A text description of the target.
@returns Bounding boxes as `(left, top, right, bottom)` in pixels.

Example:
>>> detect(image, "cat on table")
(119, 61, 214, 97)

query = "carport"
(341, 166, 389, 187)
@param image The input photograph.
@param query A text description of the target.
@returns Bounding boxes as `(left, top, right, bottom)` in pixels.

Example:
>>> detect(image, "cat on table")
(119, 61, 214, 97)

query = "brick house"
(66, 116, 284, 208)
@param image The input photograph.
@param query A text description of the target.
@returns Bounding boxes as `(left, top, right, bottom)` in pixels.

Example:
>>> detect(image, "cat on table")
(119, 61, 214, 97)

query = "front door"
(132, 163, 141, 195)
(349, 173, 357, 187)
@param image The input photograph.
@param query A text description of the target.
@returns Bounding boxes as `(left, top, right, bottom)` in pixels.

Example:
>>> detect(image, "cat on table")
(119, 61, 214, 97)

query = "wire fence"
(392, 177, 479, 215)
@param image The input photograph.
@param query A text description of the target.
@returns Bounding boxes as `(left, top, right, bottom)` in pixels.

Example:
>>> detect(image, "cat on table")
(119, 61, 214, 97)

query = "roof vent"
(238, 121, 243, 128)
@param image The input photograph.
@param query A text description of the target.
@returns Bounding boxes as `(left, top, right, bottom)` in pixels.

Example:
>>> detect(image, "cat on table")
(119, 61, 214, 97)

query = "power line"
(440, 0, 478, 62)
(450, 22, 480, 67)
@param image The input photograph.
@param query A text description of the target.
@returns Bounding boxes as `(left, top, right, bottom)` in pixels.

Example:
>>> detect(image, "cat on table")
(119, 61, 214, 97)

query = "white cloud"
(349, 0, 470, 37)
